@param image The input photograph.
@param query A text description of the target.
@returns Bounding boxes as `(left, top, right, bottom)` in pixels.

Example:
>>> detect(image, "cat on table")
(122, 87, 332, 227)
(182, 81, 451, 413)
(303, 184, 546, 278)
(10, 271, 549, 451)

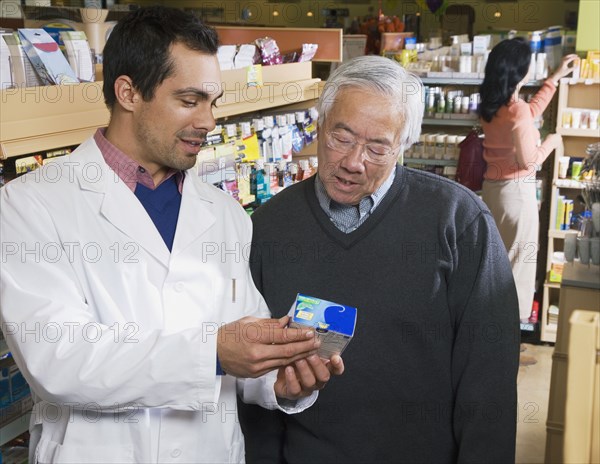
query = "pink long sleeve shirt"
(481, 80, 560, 181)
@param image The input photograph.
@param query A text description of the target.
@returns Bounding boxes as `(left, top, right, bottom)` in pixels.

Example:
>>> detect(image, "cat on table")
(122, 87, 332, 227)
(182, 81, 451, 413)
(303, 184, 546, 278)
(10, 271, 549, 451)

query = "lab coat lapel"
(74, 142, 171, 267)
(171, 172, 216, 256)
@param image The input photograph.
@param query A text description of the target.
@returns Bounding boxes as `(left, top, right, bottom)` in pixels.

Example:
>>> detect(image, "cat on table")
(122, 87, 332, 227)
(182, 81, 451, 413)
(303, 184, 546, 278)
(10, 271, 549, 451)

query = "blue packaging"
(289, 293, 357, 359)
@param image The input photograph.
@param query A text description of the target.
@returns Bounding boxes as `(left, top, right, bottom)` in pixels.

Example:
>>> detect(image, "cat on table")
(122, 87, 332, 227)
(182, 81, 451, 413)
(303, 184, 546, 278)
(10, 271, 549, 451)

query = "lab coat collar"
(71, 138, 216, 266)
(170, 172, 216, 257)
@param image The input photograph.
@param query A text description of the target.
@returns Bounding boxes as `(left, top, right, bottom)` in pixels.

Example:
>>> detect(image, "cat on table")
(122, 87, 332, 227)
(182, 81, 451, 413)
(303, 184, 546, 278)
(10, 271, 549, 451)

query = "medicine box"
(289, 293, 357, 359)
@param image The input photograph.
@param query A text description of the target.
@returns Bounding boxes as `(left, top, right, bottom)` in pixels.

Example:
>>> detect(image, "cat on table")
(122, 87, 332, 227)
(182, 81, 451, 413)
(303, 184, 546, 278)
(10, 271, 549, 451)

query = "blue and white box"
(289, 293, 357, 359)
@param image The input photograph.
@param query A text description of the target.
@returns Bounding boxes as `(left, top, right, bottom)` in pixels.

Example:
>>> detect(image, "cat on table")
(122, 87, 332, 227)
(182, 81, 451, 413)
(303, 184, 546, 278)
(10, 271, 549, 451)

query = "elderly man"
(239, 56, 520, 463)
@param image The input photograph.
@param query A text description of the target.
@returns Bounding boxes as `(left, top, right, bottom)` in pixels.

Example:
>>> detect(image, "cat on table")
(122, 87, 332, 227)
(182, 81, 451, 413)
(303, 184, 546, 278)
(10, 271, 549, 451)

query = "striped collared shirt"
(315, 168, 396, 233)
(93, 128, 184, 193)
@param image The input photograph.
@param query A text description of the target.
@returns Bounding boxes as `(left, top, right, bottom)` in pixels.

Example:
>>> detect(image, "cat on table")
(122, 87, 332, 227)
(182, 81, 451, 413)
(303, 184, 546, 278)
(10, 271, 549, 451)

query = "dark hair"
(479, 38, 531, 122)
(102, 6, 219, 109)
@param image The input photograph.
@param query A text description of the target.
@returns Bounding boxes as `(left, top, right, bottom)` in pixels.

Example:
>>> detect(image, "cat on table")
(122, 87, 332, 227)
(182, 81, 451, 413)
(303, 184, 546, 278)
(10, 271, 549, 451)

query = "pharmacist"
(0, 7, 342, 464)
(239, 56, 519, 463)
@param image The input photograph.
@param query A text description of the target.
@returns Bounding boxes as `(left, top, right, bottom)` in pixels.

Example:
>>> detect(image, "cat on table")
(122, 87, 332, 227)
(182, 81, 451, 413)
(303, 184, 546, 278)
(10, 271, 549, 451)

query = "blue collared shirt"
(314, 167, 396, 233)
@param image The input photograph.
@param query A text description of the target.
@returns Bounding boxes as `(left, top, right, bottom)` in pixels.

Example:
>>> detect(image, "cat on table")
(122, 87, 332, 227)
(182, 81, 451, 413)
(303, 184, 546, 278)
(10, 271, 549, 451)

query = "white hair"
(317, 56, 424, 150)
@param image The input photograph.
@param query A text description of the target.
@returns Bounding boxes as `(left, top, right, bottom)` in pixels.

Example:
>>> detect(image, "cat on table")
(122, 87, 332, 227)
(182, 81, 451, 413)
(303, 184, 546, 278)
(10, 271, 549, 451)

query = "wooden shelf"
(0, 63, 322, 159)
(557, 127, 600, 137)
(561, 78, 600, 86)
(545, 281, 562, 289)
(543, 75, 600, 347)
(0, 82, 109, 159)
(214, 78, 320, 120)
(215, 26, 342, 63)
(548, 229, 573, 239)
(554, 179, 585, 189)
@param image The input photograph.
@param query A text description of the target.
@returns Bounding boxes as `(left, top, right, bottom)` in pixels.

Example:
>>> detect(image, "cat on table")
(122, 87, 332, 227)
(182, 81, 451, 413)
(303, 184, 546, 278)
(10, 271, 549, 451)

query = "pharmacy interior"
(0, 0, 599, 462)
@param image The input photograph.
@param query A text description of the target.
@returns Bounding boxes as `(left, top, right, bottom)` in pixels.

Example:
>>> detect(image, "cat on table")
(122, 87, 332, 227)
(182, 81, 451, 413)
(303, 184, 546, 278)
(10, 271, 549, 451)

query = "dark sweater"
(239, 165, 520, 464)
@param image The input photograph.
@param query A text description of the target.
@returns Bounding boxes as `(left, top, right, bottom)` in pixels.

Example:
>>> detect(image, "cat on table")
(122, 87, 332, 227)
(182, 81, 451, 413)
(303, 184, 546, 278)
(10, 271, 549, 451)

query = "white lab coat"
(0, 138, 312, 463)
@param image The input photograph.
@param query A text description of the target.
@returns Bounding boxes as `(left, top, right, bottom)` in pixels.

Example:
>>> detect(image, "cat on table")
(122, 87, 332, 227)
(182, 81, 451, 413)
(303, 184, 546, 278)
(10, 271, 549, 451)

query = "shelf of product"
(0, 62, 320, 160)
(0, 408, 31, 448)
(422, 118, 478, 126)
(413, 68, 556, 337)
(402, 79, 482, 180)
(541, 74, 600, 344)
(420, 77, 545, 87)
(403, 157, 457, 166)
(195, 105, 320, 208)
(0, 353, 33, 447)
(215, 26, 342, 63)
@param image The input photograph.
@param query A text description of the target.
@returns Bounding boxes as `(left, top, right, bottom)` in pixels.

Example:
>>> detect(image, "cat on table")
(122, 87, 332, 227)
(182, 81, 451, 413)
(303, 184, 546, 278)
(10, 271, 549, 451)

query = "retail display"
(0, 0, 598, 456)
(17, 28, 79, 85)
(541, 75, 600, 343)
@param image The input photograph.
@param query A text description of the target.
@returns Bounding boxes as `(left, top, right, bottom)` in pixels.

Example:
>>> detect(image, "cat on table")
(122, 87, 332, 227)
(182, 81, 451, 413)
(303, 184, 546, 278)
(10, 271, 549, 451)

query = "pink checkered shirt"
(93, 128, 184, 193)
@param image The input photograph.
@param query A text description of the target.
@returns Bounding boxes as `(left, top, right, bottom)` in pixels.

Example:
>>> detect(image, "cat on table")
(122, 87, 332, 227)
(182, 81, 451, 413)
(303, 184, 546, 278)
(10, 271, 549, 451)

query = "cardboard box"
(221, 61, 312, 92)
(289, 293, 357, 359)
(473, 35, 491, 55)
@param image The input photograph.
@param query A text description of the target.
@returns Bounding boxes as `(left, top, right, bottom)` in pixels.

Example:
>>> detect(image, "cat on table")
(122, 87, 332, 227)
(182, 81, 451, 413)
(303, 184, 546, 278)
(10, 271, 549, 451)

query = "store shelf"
(0, 63, 322, 160)
(543, 323, 558, 342)
(562, 78, 600, 86)
(420, 77, 544, 87)
(557, 128, 600, 137)
(0, 82, 109, 159)
(0, 411, 30, 447)
(403, 157, 457, 166)
(422, 117, 478, 126)
(215, 26, 342, 62)
(554, 179, 585, 189)
(214, 78, 320, 120)
(542, 75, 600, 346)
(0, 395, 33, 447)
(548, 229, 569, 239)
(544, 281, 562, 289)
(420, 77, 483, 86)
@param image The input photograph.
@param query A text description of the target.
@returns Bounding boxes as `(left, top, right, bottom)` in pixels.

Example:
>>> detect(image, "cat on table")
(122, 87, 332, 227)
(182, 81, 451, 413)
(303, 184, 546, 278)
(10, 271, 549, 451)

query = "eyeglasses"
(325, 130, 401, 165)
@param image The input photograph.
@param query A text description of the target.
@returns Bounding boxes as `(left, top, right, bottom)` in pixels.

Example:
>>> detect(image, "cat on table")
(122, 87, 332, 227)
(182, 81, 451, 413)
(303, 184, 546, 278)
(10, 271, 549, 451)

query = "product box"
(2, 32, 45, 88)
(59, 30, 94, 82)
(473, 35, 491, 55)
(288, 293, 357, 359)
(18, 28, 79, 85)
(549, 252, 565, 283)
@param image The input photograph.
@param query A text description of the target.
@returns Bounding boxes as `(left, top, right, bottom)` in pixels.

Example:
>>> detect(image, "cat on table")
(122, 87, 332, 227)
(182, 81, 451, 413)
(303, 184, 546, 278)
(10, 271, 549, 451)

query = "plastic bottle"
(297, 159, 310, 181)
(308, 156, 318, 174)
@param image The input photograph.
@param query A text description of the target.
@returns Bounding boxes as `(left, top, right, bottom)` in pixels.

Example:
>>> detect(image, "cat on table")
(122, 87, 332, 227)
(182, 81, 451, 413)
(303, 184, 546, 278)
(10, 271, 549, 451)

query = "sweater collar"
(304, 164, 406, 249)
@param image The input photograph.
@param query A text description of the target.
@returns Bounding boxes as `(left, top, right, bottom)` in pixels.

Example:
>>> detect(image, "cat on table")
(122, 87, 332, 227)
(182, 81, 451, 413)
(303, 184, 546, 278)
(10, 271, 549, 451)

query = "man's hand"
(217, 316, 320, 378)
(275, 354, 345, 400)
